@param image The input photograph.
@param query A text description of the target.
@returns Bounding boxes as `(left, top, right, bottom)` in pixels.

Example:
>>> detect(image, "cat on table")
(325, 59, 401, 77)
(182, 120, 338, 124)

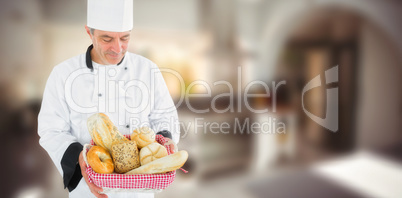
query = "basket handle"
(163, 138, 178, 154)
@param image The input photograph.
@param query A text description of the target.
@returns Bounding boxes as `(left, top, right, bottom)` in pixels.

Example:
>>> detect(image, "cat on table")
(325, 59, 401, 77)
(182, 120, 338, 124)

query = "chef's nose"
(110, 39, 122, 54)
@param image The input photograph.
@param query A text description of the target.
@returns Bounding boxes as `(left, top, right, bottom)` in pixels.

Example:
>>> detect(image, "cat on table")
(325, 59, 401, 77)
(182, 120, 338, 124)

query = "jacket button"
(126, 125, 129, 128)
(98, 93, 102, 97)
(124, 67, 127, 70)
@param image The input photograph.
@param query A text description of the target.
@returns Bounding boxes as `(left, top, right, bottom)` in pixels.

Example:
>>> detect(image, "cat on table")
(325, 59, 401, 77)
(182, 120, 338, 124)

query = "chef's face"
(85, 26, 131, 65)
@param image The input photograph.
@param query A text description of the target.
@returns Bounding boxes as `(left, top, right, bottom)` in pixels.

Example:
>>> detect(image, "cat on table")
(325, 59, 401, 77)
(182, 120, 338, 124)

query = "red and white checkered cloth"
(84, 135, 176, 190)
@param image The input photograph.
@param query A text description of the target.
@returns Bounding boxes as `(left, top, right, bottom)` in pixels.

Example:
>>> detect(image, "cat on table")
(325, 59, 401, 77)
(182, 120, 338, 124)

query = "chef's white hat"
(87, 0, 133, 32)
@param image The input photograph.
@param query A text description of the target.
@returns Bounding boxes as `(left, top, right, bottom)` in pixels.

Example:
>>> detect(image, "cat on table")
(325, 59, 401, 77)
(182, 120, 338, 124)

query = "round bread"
(111, 141, 141, 173)
(140, 142, 168, 165)
(131, 126, 156, 149)
(87, 146, 114, 174)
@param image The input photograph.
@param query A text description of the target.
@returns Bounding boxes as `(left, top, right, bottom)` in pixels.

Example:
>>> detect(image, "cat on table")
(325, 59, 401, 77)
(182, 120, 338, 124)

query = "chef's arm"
(148, 64, 180, 144)
(38, 66, 82, 192)
(61, 143, 83, 191)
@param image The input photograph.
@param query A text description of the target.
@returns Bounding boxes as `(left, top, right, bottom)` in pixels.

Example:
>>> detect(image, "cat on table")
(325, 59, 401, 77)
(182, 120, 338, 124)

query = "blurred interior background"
(1, 0, 401, 198)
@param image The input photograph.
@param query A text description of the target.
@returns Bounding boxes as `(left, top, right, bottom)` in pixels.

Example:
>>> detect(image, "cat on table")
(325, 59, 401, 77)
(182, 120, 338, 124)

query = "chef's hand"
(164, 138, 178, 154)
(79, 151, 108, 198)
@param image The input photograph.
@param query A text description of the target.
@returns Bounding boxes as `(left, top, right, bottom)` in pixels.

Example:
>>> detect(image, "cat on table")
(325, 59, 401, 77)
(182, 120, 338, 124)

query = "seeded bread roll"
(111, 141, 141, 174)
(140, 143, 168, 165)
(131, 126, 156, 149)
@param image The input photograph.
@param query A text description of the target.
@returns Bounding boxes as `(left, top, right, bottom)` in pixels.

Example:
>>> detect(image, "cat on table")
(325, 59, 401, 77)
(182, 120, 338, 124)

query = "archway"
(252, 1, 402, 169)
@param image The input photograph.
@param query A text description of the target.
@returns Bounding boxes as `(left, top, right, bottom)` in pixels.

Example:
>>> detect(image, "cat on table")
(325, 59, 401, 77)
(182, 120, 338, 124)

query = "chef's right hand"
(79, 151, 108, 198)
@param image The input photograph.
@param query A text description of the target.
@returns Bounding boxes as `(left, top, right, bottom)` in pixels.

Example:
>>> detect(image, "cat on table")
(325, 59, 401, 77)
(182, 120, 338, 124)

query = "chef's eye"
(103, 39, 112, 42)
(121, 37, 129, 42)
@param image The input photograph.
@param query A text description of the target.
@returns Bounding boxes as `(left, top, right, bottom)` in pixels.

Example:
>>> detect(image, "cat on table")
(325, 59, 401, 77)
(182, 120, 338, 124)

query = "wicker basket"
(82, 135, 176, 193)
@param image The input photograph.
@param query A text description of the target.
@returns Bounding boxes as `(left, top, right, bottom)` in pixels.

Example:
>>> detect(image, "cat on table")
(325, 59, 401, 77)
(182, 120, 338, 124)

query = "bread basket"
(83, 135, 176, 193)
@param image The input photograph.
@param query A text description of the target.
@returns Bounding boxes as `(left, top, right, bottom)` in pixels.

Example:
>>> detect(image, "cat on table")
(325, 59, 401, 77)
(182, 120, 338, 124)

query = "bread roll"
(87, 146, 114, 174)
(125, 150, 188, 175)
(87, 113, 128, 152)
(111, 141, 141, 173)
(131, 126, 156, 149)
(139, 143, 168, 165)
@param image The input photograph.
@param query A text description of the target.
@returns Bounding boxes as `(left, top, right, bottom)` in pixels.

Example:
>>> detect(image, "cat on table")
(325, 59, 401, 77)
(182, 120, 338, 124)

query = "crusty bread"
(87, 113, 128, 152)
(139, 143, 168, 165)
(131, 126, 156, 149)
(111, 141, 141, 174)
(87, 146, 114, 174)
(125, 150, 188, 175)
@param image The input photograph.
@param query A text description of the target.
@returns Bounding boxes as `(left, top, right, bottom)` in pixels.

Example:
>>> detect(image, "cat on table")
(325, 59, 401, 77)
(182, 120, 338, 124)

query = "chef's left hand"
(164, 138, 178, 154)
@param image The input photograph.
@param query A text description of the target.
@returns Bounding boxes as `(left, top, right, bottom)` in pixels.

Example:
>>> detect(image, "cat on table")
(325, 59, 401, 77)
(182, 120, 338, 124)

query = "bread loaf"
(87, 113, 128, 152)
(125, 150, 188, 175)
(111, 141, 141, 174)
(139, 143, 168, 165)
(131, 126, 156, 149)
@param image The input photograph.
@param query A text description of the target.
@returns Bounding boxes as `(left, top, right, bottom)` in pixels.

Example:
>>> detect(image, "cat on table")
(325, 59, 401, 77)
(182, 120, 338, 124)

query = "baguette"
(125, 150, 188, 175)
(87, 113, 128, 152)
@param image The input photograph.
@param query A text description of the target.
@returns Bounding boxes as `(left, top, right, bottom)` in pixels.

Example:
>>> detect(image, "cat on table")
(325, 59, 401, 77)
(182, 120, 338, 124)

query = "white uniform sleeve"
(148, 65, 180, 144)
(38, 66, 78, 175)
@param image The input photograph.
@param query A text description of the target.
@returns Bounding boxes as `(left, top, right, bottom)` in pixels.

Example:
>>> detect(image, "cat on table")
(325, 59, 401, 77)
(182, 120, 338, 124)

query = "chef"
(37, 0, 180, 197)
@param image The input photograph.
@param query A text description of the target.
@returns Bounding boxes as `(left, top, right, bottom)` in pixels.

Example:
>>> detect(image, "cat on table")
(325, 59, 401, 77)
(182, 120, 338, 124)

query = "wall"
(356, 21, 402, 150)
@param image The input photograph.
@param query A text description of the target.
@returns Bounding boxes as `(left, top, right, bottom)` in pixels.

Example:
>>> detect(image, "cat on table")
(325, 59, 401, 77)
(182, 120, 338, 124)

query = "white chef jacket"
(38, 51, 180, 198)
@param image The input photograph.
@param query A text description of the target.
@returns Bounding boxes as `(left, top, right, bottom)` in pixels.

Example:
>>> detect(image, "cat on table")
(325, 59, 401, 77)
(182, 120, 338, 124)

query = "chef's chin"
(106, 56, 123, 65)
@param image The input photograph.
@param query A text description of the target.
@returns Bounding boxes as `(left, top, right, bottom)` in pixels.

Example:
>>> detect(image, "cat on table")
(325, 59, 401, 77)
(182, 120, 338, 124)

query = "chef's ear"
(85, 25, 93, 39)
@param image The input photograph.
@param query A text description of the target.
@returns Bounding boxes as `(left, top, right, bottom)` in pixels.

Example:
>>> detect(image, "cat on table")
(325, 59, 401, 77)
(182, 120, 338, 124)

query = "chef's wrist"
(61, 142, 83, 192)
(156, 130, 172, 139)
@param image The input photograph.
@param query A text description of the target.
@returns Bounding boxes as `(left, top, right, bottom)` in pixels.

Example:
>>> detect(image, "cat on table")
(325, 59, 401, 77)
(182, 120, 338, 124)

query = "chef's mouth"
(107, 53, 122, 58)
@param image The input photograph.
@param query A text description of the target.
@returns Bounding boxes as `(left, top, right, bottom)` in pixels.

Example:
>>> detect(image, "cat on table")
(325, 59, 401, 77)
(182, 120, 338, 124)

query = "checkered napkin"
(83, 135, 176, 192)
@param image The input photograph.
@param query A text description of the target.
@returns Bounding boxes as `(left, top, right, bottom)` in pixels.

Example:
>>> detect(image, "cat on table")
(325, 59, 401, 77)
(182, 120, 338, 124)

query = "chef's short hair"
(89, 28, 95, 35)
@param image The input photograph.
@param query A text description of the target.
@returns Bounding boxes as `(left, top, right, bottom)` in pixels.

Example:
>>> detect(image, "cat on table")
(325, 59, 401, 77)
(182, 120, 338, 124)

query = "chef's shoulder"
(127, 52, 159, 70)
(50, 53, 88, 77)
